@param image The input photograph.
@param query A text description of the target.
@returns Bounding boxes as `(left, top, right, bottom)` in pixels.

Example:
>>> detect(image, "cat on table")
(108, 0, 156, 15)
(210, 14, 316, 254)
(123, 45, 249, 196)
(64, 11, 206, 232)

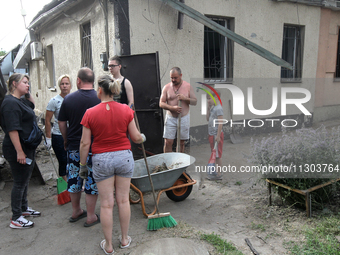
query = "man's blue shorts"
(67, 150, 98, 195)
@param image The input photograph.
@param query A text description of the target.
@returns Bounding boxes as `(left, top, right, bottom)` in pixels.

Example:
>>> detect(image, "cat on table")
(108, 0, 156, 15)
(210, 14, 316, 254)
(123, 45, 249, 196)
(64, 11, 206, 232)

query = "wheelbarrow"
(129, 152, 196, 217)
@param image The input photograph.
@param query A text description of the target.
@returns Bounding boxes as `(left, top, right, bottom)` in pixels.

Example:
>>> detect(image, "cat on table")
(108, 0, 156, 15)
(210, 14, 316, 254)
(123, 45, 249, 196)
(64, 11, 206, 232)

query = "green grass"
(251, 222, 266, 232)
(235, 181, 242, 186)
(285, 216, 340, 254)
(200, 233, 243, 255)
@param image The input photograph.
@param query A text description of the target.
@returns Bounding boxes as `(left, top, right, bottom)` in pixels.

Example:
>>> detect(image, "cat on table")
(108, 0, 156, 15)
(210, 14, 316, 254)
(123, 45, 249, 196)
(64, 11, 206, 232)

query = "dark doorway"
(120, 52, 164, 158)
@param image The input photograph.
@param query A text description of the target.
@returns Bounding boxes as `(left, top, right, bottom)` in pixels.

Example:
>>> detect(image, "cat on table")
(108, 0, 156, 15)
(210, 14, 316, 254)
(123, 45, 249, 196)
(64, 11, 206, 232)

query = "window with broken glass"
(204, 17, 233, 82)
(281, 25, 304, 82)
(335, 28, 340, 79)
(81, 22, 93, 70)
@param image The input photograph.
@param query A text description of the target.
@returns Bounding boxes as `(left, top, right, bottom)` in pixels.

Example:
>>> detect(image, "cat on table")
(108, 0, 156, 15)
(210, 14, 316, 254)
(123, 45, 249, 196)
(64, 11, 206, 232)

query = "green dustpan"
(57, 177, 68, 194)
(49, 150, 71, 204)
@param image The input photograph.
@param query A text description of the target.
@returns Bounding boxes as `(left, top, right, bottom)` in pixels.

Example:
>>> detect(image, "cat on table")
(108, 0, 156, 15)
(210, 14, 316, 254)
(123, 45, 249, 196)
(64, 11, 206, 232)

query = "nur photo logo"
(196, 82, 312, 128)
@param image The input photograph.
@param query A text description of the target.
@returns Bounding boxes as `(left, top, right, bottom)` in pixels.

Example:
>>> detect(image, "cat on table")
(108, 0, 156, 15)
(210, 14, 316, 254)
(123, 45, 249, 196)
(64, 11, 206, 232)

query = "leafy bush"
(250, 126, 340, 208)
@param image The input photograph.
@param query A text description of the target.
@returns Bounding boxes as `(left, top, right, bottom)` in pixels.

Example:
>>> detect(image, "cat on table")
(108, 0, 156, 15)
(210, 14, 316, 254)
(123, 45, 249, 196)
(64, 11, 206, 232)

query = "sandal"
(69, 210, 87, 222)
(119, 235, 132, 249)
(100, 239, 114, 255)
(84, 214, 100, 227)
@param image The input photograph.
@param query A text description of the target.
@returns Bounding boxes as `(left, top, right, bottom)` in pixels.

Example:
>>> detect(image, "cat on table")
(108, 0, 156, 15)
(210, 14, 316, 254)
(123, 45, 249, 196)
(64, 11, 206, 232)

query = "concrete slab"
(129, 238, 209, 255)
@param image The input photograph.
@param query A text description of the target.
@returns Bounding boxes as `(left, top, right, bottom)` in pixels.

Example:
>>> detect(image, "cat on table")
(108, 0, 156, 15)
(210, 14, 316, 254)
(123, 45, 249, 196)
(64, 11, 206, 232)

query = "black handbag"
(22, 121, 43, 149)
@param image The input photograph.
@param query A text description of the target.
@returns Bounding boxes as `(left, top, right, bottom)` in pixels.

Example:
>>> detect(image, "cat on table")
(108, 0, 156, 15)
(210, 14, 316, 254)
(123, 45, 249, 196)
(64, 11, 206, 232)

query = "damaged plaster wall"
(128, 0, 320, 134)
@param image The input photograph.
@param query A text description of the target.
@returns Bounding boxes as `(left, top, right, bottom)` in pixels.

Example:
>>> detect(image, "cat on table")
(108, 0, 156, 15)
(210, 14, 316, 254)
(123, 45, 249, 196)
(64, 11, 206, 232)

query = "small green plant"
(285, 215, 340, 254)
(200, 232, 243, 255)
(251, 222, 266, 232)
(235, 181, 242, 186)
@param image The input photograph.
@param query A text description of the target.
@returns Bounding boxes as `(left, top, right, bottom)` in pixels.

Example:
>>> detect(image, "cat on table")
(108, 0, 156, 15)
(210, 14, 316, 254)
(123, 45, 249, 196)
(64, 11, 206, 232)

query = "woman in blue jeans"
(1, 73, 41, 229)
(45, 74, 71, 182)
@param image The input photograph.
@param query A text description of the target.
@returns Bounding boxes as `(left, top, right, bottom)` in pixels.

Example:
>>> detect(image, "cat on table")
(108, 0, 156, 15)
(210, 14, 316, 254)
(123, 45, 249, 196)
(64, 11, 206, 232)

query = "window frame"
(335, 28, 340, 80)
(80, 22, 93, 70)
(204, 16, 234, 83)
(46, 44, 56, 89)
(281, 24, 305, 83)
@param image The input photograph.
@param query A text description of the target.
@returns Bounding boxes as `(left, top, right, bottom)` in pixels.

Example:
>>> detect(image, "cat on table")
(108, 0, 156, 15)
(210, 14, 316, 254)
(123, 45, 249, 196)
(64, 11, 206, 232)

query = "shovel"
(176, 100, 181, 152)
(229, 100, 243, 144)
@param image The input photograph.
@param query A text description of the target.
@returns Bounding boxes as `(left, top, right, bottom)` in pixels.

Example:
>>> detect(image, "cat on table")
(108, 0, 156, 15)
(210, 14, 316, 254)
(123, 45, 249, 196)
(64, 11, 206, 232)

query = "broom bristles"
(147, 213, 177, 231)
(57, 190, 71, 205)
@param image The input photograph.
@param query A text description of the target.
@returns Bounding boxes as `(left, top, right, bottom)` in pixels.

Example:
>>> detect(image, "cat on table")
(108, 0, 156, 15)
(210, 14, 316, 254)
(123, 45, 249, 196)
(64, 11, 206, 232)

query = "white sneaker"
(10, 216, 34, 229)
(22, 207, 41, 217)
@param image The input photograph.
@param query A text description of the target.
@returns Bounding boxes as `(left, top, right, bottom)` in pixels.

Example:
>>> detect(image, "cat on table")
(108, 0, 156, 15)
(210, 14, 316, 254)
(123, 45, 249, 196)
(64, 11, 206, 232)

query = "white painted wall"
(129, 0, 320, 125)
(29, 0, 111, 112)
(28, 0, 321, 128)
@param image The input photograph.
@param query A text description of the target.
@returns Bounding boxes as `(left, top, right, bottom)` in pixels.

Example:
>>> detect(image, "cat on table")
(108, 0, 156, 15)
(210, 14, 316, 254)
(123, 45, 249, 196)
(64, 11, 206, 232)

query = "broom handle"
(43, 132, 59, 177)
(176, 100, 181, 152)
(132, 105, 160, 215)
(49, 150, 59, 177)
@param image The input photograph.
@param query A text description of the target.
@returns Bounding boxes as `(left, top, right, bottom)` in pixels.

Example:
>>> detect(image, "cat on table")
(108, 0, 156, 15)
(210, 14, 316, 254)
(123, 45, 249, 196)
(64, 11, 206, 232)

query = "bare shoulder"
(182, 80, 191, 88)
(162, 82, 171, 92)
(124, 78, 133, 87)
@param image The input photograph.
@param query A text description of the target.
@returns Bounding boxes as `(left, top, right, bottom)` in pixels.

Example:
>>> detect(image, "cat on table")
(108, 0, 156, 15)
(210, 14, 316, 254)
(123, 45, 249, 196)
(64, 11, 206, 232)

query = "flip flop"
(119, 235, 132, 249)
(69, 210, 87, 222)
(84, 214, 100, 227)
(100, 239, 114, 255)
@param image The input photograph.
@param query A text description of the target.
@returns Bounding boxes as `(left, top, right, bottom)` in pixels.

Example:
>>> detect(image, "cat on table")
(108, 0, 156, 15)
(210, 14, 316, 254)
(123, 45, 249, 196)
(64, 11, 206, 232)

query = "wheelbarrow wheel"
(166, 173, 193, 202)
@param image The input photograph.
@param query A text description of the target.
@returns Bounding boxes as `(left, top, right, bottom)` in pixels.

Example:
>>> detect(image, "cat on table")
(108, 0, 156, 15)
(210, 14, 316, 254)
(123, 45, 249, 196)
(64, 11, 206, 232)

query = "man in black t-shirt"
(59, 67, 101, 227)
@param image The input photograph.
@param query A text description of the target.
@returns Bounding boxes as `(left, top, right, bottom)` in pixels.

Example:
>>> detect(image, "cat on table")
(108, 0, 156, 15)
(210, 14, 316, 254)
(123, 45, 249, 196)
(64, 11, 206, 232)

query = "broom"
(131, 104, 177, 230)
(48, 146, 71, 205)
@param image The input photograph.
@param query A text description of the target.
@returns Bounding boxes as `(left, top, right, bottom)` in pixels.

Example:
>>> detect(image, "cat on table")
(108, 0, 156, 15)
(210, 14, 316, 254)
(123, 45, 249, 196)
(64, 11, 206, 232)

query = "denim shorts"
(92, 150, 134, 183)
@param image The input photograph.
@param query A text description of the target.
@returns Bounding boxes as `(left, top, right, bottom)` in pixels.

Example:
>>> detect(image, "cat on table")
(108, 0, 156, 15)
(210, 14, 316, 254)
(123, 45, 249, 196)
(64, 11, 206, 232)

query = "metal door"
(120, 52, 164, 158)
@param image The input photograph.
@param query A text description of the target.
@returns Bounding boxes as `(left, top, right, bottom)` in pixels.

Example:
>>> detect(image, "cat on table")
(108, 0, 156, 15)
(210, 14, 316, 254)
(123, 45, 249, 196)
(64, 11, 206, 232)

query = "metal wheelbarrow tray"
(130, 152, 196, 217)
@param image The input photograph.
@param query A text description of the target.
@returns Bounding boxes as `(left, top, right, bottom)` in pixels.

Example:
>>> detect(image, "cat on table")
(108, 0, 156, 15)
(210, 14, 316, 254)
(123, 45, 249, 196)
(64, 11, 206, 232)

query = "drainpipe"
(177, 0, 184, 29)
(100, 0, 110, 59)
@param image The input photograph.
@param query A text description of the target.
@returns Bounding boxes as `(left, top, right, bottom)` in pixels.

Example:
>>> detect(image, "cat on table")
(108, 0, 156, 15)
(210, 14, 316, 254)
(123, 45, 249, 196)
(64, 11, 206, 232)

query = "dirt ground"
(0, 129, 327, 255)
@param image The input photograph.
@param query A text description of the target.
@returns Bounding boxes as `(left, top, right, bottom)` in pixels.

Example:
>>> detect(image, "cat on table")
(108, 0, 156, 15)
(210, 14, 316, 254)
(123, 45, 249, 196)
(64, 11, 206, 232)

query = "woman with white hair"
(45, 74, 71, 182)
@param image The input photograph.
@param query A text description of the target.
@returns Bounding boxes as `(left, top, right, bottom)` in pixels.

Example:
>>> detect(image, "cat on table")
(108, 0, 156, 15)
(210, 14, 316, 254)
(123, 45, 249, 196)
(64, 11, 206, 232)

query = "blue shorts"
(67, 150, 98, 195)
(92, 150, 134, 183)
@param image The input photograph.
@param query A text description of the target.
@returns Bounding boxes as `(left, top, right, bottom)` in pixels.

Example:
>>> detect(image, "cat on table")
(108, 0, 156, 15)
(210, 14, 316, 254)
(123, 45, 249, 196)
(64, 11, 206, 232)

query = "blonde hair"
(97, 75, 121, 97)
(57, 74, 71, 88)
(7, 73, 29, 94)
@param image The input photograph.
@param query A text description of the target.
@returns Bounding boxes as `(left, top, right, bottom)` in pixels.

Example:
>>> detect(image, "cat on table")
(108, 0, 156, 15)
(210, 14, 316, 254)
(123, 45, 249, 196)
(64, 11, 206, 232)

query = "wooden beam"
(272, 0, 323, 7)
(160, 0, 293, 70)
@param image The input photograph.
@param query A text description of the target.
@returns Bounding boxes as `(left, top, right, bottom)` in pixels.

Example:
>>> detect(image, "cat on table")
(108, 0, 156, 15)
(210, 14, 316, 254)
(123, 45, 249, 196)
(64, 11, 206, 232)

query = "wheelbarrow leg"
(130, 183, 161, 217)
